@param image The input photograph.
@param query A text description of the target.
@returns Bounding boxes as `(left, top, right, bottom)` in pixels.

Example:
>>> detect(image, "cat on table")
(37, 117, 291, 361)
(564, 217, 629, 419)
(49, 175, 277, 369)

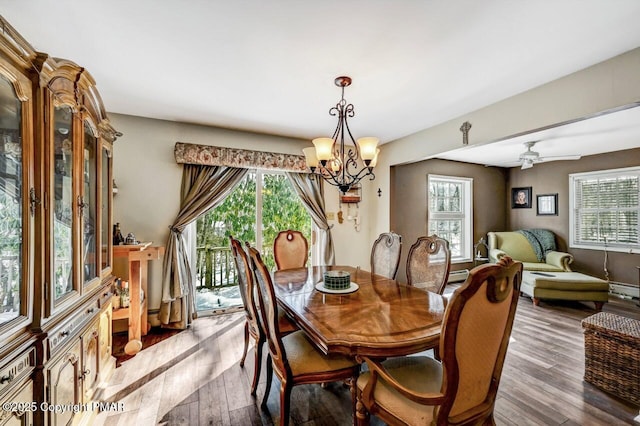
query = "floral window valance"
(174, 142, 309, 173)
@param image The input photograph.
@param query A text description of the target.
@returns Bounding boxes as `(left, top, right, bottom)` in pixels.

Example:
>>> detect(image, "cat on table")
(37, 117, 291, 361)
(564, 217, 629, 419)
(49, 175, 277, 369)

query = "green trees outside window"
(195, 171, 311, 311)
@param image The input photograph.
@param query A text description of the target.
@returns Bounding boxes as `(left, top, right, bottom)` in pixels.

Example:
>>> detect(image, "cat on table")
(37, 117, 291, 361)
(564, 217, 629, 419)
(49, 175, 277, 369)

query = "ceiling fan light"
(521, 160, 534, 170)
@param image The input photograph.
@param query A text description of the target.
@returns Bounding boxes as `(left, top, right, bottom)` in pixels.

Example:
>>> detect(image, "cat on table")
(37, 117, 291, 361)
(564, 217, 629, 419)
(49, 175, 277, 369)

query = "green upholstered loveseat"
(487, 231, 573, 272)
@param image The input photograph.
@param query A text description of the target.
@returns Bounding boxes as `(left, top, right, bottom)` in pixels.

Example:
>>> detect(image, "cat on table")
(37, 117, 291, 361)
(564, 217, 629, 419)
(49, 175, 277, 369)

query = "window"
(570, 166, 640, 252)
(194, 170, 313, 313)
(428, 175, 473, 262)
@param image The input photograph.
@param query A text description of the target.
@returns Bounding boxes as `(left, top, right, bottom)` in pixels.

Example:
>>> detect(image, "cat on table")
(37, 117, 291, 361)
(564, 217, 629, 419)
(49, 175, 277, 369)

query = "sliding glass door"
(195, 170, 312, 314)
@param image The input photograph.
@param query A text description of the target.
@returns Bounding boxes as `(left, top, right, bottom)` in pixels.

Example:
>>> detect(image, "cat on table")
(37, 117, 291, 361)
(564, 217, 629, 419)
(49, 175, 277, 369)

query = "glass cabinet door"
(53, 105, 74, 301)
(0, 75, 22, 326)
(82, 121, 98, 285)
(100, 146, 111, 272)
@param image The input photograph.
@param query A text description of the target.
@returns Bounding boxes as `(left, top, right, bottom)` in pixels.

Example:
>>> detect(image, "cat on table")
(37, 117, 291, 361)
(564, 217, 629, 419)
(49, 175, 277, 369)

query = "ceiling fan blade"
(521, 160, 534, 170)
(539, 155, 582, 162)
(486, 161, 521, 168)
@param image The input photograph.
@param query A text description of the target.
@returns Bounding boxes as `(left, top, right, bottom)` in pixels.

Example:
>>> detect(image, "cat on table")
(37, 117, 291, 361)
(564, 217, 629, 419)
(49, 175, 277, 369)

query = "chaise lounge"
(488, 230, 573, 272)
(488, 230, 609, 310)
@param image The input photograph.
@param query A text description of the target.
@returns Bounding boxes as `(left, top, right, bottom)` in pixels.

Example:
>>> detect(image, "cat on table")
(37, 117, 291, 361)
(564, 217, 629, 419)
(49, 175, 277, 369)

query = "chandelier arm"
(351, 164, 375, 183)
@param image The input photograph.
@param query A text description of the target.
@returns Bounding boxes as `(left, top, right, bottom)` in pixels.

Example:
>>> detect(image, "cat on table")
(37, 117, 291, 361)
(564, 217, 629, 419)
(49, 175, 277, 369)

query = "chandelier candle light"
(303, 76, 380, 194)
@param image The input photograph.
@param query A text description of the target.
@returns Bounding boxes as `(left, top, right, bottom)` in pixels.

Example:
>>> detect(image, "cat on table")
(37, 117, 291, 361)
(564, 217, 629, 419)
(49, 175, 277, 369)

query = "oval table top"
(273, 265, 446, 358)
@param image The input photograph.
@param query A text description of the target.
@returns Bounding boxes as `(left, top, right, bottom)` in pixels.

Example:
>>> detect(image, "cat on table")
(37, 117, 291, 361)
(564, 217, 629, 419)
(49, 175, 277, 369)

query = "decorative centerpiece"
(323, 270, 351, 290)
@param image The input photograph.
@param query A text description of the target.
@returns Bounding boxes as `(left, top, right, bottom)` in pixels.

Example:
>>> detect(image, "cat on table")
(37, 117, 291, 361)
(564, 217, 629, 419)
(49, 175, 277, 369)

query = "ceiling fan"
(516, 141, 581, 169)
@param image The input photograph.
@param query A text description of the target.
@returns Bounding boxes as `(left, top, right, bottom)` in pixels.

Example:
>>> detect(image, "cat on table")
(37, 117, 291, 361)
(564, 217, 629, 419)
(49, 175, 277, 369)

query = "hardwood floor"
(95, 294, 640, 425)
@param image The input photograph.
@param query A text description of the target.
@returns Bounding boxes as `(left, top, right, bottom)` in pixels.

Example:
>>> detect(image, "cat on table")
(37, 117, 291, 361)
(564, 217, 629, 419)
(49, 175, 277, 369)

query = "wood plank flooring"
(95, 294, 640, 425)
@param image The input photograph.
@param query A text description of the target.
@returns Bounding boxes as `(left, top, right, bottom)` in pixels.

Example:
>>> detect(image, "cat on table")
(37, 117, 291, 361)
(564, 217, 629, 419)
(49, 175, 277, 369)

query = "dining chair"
(273, 229, 309, 270)
(406, 234, 451, 294)
(370, 232, 402, 280)
(248, 246, 360, 426)
(229, 236, 296, 396)
(355, 256, 522, 426)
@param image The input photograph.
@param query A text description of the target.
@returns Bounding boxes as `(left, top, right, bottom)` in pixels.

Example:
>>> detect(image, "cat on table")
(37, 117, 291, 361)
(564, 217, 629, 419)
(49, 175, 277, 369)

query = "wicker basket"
(581, 312, 640, 406)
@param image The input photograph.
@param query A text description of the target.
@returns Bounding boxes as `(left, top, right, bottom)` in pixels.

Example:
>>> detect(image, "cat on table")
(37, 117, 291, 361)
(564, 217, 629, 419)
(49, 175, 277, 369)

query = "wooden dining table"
(273, 265, 446, 358)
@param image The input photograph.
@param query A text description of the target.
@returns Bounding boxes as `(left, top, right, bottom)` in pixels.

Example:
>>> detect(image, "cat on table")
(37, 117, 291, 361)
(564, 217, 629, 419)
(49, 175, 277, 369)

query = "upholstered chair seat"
(283, 330, 358, 376)
(357, 356, 443, 425)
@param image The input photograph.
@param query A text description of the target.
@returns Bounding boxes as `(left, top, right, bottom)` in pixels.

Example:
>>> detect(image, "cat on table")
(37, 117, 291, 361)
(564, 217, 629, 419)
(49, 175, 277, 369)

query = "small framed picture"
(537, 193, 558, 216)
(511, 187, 532, 209)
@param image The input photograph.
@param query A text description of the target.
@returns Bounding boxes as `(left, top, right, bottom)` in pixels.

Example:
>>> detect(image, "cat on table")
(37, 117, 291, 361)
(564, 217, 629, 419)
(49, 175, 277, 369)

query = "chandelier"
(302, 76, 380, 194)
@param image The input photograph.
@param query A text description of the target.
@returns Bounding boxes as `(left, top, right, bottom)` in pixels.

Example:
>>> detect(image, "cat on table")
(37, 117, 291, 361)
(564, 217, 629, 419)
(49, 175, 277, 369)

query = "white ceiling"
(2, 1, 640, 164)
(437, 105, 640, 167)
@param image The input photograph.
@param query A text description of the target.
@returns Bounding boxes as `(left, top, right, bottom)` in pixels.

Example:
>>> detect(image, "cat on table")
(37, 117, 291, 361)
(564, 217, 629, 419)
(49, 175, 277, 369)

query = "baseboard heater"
(609, 281, 640, 299)
(448, 269, 469, 284)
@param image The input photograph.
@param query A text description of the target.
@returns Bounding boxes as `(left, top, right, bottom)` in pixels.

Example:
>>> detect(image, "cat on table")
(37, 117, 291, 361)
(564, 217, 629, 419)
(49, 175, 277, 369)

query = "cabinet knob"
(60, 331, 70, 337)
(80, 369, 90, 380)
(0, 373, 14, 384)
(87, 307, 96, 314)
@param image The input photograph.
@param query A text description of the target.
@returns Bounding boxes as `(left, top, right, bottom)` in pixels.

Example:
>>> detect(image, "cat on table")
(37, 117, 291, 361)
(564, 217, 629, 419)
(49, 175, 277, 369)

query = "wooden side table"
(112, 243, 165, 355)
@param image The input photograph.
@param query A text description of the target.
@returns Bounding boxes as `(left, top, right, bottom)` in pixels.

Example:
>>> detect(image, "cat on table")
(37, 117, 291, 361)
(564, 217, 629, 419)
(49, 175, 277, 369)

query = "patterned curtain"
(174, 142, 308, 172)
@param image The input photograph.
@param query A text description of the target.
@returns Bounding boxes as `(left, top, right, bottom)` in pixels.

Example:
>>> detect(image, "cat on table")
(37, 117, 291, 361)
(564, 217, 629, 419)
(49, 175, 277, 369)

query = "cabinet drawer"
(98, 287, 113, 308)
(0, 348, 35, 399)
(47, 299, 100, 357)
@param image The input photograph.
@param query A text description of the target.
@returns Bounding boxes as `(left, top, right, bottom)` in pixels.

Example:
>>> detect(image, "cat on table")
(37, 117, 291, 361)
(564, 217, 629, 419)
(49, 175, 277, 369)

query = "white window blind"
(428, 175, 473, 262)
(569, 167, 640, 251)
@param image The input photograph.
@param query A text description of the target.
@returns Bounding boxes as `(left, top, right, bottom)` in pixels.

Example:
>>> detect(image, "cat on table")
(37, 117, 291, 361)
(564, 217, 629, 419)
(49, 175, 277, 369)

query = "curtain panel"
(160, 164, 248, 329)
(286, 172, 335, 266)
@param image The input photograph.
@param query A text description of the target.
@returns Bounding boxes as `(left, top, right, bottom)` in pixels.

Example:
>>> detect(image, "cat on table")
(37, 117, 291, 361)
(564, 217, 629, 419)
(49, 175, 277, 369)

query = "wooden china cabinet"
(0, 16, 119, 425)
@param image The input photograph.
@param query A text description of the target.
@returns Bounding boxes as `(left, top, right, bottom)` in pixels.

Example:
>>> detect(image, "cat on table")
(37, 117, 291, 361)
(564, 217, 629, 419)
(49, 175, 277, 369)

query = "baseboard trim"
(609, 281, 640, 299)
(448, 269, 469, 284)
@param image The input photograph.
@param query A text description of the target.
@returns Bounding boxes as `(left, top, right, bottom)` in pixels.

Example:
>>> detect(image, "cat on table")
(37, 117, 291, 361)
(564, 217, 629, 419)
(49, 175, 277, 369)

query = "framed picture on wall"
(511, 187, 532, 208)
(537, 193, 558, 216)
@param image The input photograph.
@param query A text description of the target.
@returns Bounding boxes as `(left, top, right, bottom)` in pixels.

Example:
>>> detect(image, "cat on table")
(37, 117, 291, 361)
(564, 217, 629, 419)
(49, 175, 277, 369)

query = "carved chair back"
(406, 235, 451, 294)
(248, 245, 290, 376)
(274, 230, 309, 270)
(370, 232, 402, 280)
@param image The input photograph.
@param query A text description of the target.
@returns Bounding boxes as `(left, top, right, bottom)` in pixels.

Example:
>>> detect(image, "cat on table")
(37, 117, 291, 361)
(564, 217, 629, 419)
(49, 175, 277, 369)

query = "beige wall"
(109, 114, 375, 319)
(391, 159, 507, 283)
(508, 148, 640, 286)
